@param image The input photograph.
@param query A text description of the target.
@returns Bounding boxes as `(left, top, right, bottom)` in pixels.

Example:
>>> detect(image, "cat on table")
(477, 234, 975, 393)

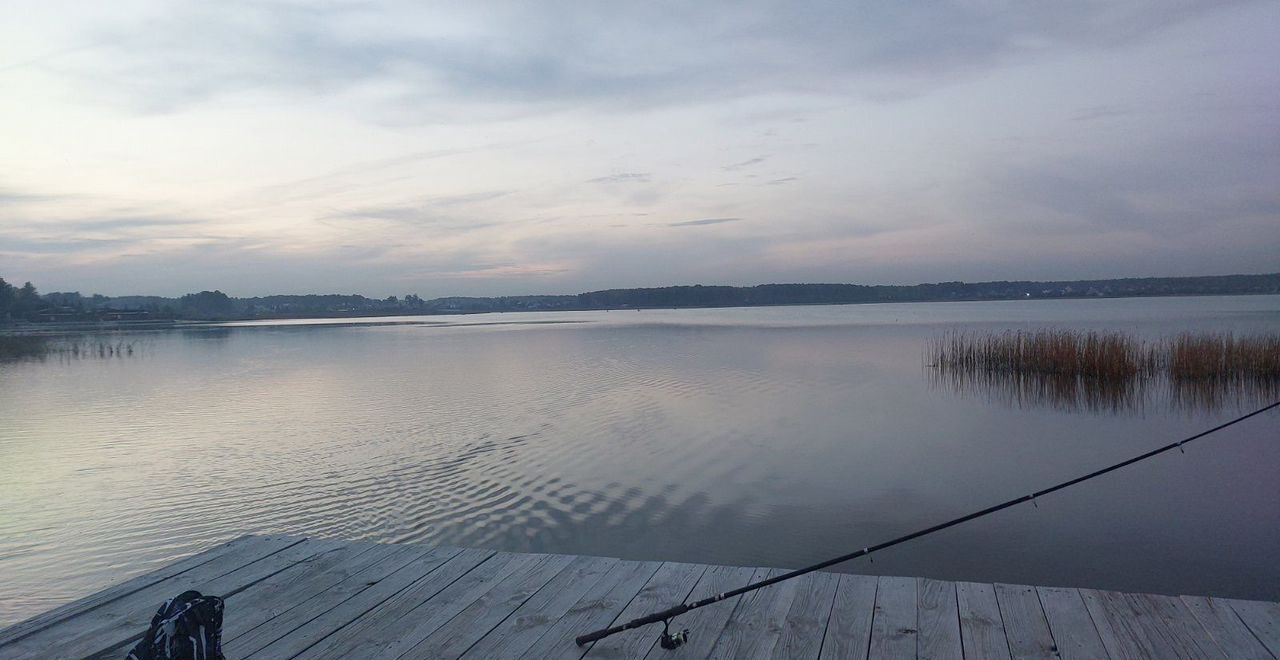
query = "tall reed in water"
(1167, 332, 1280, 381)
(931, 330, 1280, 381)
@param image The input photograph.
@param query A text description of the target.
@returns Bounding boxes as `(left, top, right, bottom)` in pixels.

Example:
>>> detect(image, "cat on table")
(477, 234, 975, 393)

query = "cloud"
(668, 217, 741, 227)
(722, 156, 768, 171)
(325, 191, 512, 226)
(1069, 105, 1137, 122)
(587, 173, 651, 184)
(62, 216, 202, 231)
(50, 1, 1255, 117)
(0, 187, 67, 205)
(3, 1, 1276, 298)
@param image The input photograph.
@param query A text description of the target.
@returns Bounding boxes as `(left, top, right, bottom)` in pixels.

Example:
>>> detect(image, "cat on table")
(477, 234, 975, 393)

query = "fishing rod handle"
(575, 603, 690, 646)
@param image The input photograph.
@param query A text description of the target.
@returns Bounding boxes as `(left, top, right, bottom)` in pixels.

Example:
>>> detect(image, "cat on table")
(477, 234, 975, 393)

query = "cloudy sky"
(1, 1, 1277, 297)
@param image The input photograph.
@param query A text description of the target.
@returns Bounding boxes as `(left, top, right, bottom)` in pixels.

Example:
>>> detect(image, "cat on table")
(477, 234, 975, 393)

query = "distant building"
(35, 307, 78, 322)
(97, 309, 150, 321)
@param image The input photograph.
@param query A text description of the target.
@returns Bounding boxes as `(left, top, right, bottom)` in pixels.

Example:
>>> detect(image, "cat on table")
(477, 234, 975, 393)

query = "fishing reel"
(659, 619, 689, 650)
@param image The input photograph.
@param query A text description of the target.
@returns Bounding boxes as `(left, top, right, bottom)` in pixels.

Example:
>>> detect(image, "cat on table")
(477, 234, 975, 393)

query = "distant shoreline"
(4, 288, 1277, 332)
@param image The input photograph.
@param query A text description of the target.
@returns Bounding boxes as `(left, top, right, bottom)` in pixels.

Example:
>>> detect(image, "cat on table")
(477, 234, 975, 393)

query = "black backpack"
(125, 591, 225, 660)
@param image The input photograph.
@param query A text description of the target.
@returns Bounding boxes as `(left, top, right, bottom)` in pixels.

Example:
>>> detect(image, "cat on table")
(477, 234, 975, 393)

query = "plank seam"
(572, 561, 672, 660)
(1032, 585, 1064, 658)
(84, 538, 339, 658)
(865, 577, 882, 660)
(0, 534, 283, 647)
(951, 579, 961, 660)
(234, 546, 447, 657)
(223, 542, 391, 646)
(278, 549, 497, 660)
(578, 562, 709, 660)
(513, 560, 661, 660)
(1225, 600, 1280, 659)
(450, 557, 580, 660)
(992, 585, 1016, 660)
(810, 571, 842, 660)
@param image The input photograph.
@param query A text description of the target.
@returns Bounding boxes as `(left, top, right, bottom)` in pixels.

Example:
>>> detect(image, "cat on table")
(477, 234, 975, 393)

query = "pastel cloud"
(0, 0, 1275, 296)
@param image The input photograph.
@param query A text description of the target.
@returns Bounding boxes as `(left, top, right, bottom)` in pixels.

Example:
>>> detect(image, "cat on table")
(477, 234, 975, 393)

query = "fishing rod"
(575, 399, 1280, 649)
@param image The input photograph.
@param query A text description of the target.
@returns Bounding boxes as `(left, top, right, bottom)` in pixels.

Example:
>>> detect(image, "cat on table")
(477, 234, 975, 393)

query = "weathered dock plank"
(708, 567, 802, 660)
(1180, 595, 1274, 659)
(993, 583, 1056, 660)
(582, 562, 707, 659)
(399, 553, 576, 659)
(515, 559, 660, 660)
(228, 543, 447, 658)
(917, 578, 962, 660)
(956, 581, 1012, 660)
(0, 534, 280, 647)
(244, 544, 468, 660)
(1036, 586, 1108, 660)
(295, 547, 507, 659)
(1081, 588, 1163, 659)
(869, 575, 918, 659)
(460, 555, 618, 660)
(4, 535, 319, 660)
(643, 564, 757, 660)
(3, 534, 1277, 660)
(771, 570, 839, 660)
(818, 573, 877, 660)
(1225, 598, 1280, 657)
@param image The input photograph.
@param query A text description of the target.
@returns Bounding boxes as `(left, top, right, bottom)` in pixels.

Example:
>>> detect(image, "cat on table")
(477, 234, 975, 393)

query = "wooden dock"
(1, 535, 1276, 659)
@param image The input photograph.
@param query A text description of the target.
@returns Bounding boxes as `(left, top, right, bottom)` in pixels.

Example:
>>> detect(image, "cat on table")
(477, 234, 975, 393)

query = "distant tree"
(14, 282, 39, 314)
(179, 290, 236, 319)
(0, 277, 14, 316)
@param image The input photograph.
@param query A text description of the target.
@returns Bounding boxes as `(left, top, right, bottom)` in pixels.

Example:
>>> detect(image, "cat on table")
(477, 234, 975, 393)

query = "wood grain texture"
(461, 555, 618, 660)
(993, 583, 1056, 660)
(633, 564, 757, 660)
(708, 567, 803, 660)
(1181, 595, 1274, 660)
(869, 576, 918, 659)
(6, 534, 1280, 660)
(1228, 598, 1280, 657)
(0, 534, 277, 648)
(581, 561, 707, 660)
(956, 581, 1012, 660)
(818, 573, 877, 660)
(1080, 588, 1163, 660)
(515, 559, 660, 660)
(302, 550, 527, 660)
(1036, 586, 1107, 660)
(917, 578, 962, 660)
(397, 553, 576, 659)
(771, 570, 839, 660)
(7, 535, 322, 660)
(231, 544, 451, 659)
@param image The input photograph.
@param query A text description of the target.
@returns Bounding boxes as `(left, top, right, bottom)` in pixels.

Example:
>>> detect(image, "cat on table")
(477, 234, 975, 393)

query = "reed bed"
(0, 335, 138, 362)
(929, 329, 1280, 413)
(931, 330, 1280, 382)
(1167, 332, 1280, 381)
(0, 335, 51, 360)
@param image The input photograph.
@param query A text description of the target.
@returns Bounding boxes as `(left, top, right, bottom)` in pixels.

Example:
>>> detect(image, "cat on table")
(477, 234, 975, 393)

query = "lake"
(1, 295, 1278, 627)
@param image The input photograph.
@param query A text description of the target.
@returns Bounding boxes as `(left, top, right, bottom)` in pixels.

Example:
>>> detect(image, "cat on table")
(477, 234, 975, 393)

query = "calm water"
(2, 296, 1279, 626)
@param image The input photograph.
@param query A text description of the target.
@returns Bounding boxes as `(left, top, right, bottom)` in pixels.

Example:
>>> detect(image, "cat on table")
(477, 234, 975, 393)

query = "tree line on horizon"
(2, 272, 1278, 323)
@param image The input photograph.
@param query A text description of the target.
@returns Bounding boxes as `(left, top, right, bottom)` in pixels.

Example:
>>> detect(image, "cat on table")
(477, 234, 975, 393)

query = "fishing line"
(575, 399, 1280, 649)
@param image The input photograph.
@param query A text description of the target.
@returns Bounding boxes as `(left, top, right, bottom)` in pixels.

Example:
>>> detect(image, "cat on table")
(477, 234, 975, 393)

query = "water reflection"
(3, 297, 1280, 627)
(931, 365, 1280, 414)
(0, 335, 148, 363)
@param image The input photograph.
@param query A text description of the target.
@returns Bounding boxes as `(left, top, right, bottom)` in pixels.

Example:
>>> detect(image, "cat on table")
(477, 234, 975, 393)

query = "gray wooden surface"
(2, 534, 1275, 659)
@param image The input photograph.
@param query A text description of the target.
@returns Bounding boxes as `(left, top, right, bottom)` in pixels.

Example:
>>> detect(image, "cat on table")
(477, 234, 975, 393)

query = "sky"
(1, 1, 1278, 298)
